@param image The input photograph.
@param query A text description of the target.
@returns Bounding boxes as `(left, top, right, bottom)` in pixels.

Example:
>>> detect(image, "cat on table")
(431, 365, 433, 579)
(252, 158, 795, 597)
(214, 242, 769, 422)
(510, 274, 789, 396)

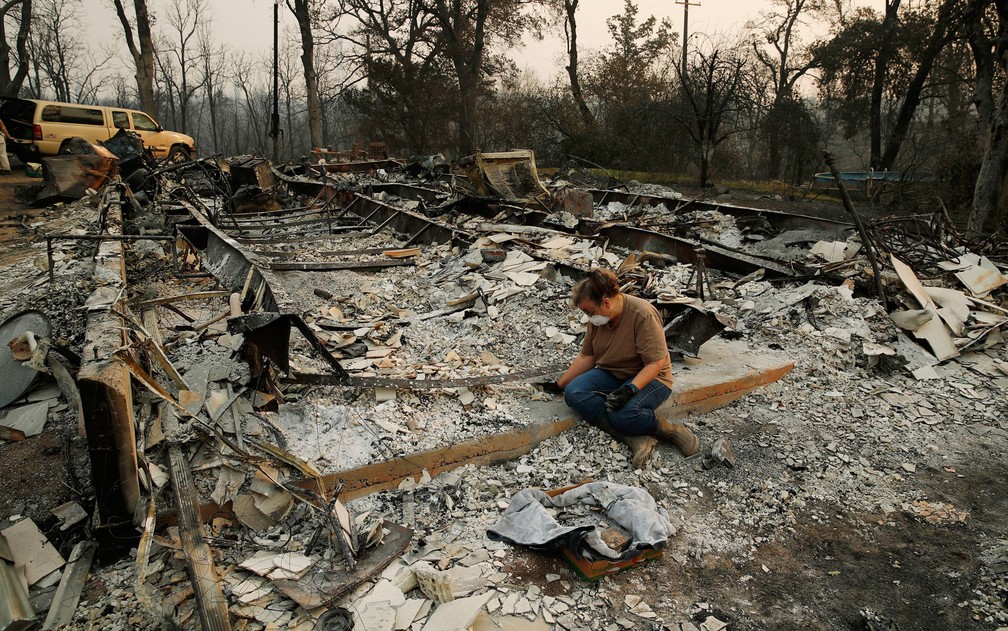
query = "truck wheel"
(167, 145, 191, 164)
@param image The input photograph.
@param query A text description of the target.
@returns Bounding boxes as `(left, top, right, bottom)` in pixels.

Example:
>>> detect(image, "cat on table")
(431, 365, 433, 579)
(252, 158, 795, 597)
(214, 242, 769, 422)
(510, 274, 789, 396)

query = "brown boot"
(654, 417, 700, 457)
(596, 417, 656, 469)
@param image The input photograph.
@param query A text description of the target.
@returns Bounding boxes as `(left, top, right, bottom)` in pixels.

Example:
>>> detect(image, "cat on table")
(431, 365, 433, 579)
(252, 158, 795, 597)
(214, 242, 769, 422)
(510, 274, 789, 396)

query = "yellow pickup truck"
(0, 98, 195, 162)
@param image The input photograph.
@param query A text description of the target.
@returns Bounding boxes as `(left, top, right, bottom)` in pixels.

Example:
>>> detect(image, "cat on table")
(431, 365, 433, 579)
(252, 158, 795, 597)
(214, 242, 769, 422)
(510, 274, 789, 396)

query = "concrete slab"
(533, 339, 793, 421)
(657, 339, 794, 418)
(288, 340, 790, 501)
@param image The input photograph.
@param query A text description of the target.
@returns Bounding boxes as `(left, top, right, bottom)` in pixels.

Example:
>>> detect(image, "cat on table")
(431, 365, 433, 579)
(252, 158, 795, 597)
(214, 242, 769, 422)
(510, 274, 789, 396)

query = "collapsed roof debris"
(0, 145, 1006, 631)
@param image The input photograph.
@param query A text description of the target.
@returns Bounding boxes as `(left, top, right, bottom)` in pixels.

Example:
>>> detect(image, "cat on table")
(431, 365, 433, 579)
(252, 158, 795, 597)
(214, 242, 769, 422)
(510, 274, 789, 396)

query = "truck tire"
(167, 145, 191, 164)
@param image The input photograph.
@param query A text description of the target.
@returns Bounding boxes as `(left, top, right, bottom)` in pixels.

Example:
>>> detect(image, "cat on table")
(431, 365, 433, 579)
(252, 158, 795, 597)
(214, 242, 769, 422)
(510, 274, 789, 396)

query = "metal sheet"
(663, 306, 728, 358)
(0, 311, 52, 408)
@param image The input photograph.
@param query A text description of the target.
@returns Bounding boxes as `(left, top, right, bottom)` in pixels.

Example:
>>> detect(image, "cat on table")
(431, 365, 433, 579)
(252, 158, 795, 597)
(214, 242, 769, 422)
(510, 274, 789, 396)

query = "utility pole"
(675, 0, 701, 76)
(270, 0, 281, 163)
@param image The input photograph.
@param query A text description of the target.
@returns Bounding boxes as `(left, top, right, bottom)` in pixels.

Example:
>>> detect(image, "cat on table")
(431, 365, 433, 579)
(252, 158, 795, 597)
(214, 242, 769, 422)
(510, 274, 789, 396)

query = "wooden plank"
(42, 540, 97, 630)
(273, 521, 413, 609)
(168, 445, 232, 631)
(0, 425, 26, 442)
(383, 247, 421, 259)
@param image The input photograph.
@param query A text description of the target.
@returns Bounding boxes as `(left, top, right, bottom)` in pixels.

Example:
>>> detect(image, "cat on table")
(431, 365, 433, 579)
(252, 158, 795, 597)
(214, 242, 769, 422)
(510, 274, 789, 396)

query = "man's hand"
(605, 384, 638, 411)
(539, 380, 563, 395)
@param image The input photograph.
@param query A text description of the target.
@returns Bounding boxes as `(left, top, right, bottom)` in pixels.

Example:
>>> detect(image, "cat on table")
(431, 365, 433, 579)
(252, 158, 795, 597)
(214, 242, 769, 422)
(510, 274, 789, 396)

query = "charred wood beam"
(310, 159, 404, 174)
(286, 363, 566, 390)
(41, 541, 97, 630)
(167, 443, 232, 631)
(78, 188, 140, 536)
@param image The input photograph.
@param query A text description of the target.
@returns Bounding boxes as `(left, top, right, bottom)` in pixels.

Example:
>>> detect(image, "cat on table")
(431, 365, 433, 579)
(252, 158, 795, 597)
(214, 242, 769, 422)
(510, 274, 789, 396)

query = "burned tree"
(26, 0, 112, 102)
(813, 0, 962, 171)
(112, 0, 158, 117)
(559, 0, 593, 128)
(157, 0, 208, 135)
(288, 0, 324, 150)
(966, 0, 1008, 235)
(0, 0, 31, 97)
(331, 0, 448, 153)
(749, 0, 821, 180)
(423, 0, 544, 155)
(676, 41, 752, 188)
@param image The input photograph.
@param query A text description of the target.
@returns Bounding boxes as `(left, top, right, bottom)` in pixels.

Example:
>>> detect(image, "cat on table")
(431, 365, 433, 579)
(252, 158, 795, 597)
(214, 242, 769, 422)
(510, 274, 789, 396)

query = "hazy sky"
(80, 0, 873, 78)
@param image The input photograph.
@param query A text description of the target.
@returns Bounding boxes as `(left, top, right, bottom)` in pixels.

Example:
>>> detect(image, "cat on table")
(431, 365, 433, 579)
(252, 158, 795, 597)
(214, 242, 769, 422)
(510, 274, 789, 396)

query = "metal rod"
(824, 151, 887, 309)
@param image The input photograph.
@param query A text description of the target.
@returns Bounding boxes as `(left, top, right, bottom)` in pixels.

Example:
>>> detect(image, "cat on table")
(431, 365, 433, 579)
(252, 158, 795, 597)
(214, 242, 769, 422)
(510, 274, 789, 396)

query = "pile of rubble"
(0, 147, 1006, 630)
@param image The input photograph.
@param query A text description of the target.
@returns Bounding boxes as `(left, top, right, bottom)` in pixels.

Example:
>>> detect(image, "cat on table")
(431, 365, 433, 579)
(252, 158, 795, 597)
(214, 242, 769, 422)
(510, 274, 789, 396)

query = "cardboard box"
(546, 482, 664, 581)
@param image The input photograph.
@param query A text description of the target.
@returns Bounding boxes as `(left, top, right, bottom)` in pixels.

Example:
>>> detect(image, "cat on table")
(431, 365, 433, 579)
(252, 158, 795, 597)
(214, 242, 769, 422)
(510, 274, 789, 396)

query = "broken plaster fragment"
(457, 388, 476, 406)
(375, 387, 397, 402)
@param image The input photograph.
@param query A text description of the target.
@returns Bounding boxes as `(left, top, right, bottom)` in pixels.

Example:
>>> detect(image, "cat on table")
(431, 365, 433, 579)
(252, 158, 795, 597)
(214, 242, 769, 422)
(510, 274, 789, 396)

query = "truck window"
(132, 112, 158, 132)
(42, 105, 104, 126)
(112, 111, 130, 129)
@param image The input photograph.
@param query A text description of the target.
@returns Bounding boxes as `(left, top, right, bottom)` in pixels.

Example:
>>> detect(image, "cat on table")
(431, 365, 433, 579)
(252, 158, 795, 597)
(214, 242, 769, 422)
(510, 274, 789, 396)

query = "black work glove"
(539, 380, 563, 395)
(605, 384, 639, 411)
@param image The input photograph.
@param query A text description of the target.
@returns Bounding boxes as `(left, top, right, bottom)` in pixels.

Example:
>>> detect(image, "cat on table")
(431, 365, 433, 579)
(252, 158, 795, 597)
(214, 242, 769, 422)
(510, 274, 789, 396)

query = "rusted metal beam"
(228, 213, 360, 232)
(366, 182, 444, 203)
(267, 259, 414, 272)
(294, 417, 576, 501)
(347, 194, 471, 248)
(585, 188, 854, 238)
(131, 291, 232, 309)
(174, 202, 285, 313)
(598, 224, 796, 278)
(167, 443, 232, 631)
(311, 159, 404, 174)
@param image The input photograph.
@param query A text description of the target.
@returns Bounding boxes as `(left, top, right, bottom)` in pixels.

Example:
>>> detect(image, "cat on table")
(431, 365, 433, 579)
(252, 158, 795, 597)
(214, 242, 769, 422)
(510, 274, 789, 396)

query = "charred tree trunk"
(564, 0, 594, 129)
(112, 0, 157, 117)
(290, 0, 323, 150)
(966, 0, 1008, 234)
(879, 0, 958, 171)
(969, 92, 1008, 234)
(204, 64, 218, 153)
(870, 0, 900, 169)
(430, 0, 488, 155)
(0, 0, 31, 97)
(454, 65, 479, 155)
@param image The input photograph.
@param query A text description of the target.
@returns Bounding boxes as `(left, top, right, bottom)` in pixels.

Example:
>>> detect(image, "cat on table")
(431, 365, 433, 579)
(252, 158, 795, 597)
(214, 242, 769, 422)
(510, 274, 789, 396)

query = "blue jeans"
(564, 368, 671, 436)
